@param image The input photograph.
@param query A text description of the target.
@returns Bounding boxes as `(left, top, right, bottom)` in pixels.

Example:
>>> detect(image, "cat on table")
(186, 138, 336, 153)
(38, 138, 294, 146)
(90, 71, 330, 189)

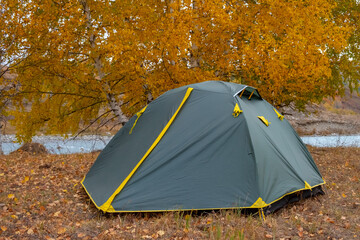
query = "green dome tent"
(82, 81, 325, 213)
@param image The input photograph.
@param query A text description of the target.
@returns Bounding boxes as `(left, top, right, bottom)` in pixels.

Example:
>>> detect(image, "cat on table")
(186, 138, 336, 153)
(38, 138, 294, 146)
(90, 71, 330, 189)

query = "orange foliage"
(0, 0, 352, 141)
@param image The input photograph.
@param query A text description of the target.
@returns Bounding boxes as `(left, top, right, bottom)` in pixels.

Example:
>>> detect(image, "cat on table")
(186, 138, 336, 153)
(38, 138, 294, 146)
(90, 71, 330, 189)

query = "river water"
(1, 134, 359, 155)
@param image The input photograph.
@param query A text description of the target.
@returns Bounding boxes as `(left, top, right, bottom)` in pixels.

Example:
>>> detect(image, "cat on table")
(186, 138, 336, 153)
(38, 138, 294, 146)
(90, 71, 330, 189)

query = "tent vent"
(273, 108, 284, 121)
(233, 103, 243, 117)
(258, 116, 270, 126)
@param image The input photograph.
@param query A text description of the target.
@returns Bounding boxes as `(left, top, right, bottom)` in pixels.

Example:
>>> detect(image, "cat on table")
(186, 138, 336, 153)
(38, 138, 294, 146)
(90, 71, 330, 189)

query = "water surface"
(1, 134, 359, 155)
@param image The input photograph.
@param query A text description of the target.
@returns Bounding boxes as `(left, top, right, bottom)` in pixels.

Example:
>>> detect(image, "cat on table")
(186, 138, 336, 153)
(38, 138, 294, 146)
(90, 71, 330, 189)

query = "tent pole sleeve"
(129, 105, 148, 134)
(99, 87, 194, 212)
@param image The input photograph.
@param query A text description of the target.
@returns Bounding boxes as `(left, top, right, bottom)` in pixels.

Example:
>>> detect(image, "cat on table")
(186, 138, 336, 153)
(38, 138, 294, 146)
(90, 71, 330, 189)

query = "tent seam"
(107, 182, 325, 213)
(98, 87, 194, 212)
(80, 177, 102, 210)
(235, 96, 261, 205)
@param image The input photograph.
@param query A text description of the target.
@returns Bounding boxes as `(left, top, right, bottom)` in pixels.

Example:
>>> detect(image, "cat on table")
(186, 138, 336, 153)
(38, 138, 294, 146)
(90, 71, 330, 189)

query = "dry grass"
(0, 147, 359, 239)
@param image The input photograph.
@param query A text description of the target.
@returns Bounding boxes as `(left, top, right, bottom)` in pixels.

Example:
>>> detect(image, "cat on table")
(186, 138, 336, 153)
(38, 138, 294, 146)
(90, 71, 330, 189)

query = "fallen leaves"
(265, 233, 273, 238)
(297, 226, 304, 238)
(57, 227, 67, 235)
(0, 148, 359, 239)
(157, 230, 165, 236)
(39, 205, 46, 214)
(77, 232, 86, 238)
(53, 211, 61, 217)
(22, 176, 30, 184)
(324, 216, 335, 224)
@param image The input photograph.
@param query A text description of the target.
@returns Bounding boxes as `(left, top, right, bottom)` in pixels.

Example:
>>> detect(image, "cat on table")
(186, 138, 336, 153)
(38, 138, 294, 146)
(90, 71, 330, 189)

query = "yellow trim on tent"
(251, 197, 267, 208)
(247, 180, 326, 210)
(108, 205, 116, 212)
(258, 116, 270, 126)
(101, 180, 326, 213)
(273, 108, 284, 121)
(83, 157, 325, 213)
(265, 181, 325, 207)
(99, 87, 194, 212)
(232, 103, 243, 117)
(129, 105, 148, 134)
(80, 176, 102, 210)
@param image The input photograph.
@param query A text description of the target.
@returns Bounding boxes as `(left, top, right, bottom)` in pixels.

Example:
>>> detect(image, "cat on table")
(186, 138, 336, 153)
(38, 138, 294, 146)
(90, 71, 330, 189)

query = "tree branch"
(71, 110, 112, 139)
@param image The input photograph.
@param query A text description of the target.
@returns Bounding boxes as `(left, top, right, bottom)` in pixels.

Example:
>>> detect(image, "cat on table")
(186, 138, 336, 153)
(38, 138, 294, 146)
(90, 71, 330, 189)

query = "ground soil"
(286, 107, 360, 136)
(285, 90, 360, 136)
(0, 147, 359, 240)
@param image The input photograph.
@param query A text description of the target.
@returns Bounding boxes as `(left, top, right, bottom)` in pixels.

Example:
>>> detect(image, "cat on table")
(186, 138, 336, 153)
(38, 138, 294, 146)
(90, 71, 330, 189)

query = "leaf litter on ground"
(0, 147, 359, 239)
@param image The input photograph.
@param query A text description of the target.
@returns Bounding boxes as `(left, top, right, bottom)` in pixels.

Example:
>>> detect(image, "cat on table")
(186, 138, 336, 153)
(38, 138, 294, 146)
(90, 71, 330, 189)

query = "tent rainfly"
(82, 81, 325, 214)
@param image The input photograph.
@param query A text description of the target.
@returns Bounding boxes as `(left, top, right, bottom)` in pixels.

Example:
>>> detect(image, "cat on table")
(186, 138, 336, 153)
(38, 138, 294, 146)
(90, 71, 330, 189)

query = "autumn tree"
(189, 0, 353, 110)
(5, 0, 210, 142)
(2, 0, 355, 141)
(330, 0, 360, 94)
(0, 0, 24, 132)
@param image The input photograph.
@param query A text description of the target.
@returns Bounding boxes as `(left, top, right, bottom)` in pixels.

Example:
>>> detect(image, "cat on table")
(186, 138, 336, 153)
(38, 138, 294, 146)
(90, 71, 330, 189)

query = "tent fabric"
(82, 81, 325, 213)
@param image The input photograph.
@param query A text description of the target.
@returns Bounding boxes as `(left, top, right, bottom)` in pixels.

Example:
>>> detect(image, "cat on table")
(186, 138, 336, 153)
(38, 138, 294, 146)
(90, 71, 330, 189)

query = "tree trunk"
(80, 0, 128, 125)
(189, 0, 200, 69)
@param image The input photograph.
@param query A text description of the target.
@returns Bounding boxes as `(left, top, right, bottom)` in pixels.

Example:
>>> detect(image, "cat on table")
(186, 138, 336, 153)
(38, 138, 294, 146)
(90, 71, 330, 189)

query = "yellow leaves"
(7, 193, 18, 203)
(57, 227, 67, 235)
(157, 230, 165, 236)
(4, 0, 356, 139)
(53, 211, 61, 217)
(1, 226, 7, 232)
(22, 176, 30, 184)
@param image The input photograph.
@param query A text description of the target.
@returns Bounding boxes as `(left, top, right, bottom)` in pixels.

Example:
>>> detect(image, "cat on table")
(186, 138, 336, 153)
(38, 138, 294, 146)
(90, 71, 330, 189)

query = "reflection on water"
(1, 134, 359, 155)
